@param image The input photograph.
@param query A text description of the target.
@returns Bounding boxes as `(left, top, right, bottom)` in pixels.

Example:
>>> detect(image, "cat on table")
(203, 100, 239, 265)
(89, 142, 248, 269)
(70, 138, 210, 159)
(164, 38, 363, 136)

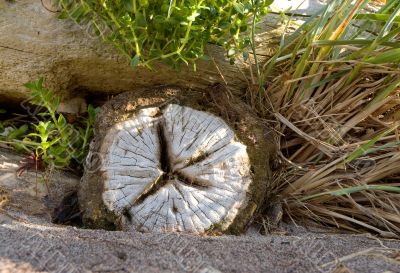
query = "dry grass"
(254, 0, 400, 237)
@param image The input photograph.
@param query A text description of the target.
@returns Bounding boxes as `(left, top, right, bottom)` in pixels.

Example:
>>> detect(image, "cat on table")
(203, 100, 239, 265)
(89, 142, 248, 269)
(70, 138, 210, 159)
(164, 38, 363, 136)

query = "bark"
(80, 87, 275, 234)
(0, 0, 283, 104)
(0, 0, 379, 104)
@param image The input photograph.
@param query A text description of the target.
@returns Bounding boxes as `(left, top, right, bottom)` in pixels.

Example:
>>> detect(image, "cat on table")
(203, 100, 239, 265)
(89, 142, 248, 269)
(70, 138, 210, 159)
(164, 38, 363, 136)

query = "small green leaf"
(57, 115, 67, 127)
(200, 54, 210, 61)
(123, 0, 133, 11)
(187, 12, 200, 22)
(355, 13, 400, 23)
(7, 124, 28, 140)
(87, 104, 96, 123)
(233, 3, 245, 14)
(365, 48, 400, 64)
(343, 127, 396, 164)
(135, 13, 147, 27)
(53, 96, 60, 111)
(242, 51, 249, 61)
(138, 0, 148, 8)
(131, 55, 141, 67)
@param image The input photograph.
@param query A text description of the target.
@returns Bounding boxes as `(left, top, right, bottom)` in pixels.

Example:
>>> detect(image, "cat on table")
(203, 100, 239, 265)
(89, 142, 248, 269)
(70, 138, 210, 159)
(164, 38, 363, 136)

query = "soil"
(1, 147, 400, 273)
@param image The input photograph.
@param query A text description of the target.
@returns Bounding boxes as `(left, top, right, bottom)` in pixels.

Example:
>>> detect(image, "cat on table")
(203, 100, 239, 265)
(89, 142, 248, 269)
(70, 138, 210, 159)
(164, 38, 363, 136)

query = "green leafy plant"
(23, 78, 96, 169)
(57, 0, 273, 69)
(0, 79, 96, 170)
(0, 110, 30, 153)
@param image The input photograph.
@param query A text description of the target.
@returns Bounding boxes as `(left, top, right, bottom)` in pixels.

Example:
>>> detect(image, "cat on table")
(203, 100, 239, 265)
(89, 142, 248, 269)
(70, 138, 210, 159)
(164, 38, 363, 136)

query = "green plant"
(0, 109, 5, 133)
(0, 110, 30, 153)
(23, 78, 96, 169)
(24, 79, 96, 169)
(0, 79, 96, 170)
(257, 0, 400, 237)
(57, 0, 273, 69)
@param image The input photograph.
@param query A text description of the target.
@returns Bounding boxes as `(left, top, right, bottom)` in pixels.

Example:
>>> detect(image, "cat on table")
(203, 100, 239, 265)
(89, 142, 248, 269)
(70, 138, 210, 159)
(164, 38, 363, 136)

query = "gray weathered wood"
(79, 87, 274, 234)
(100, 104, 251, 233)
(0, 0, 284, 103)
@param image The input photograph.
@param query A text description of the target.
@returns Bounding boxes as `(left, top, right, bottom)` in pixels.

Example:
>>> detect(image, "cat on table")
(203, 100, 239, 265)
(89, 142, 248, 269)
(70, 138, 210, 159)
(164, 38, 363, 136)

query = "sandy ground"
(0, 213, 400, 273)
(1, 150, 400, 273)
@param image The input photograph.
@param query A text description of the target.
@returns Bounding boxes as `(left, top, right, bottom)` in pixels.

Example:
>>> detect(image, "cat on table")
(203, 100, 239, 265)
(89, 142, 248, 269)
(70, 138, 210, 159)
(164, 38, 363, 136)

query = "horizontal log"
(0, 0, 380, 105)
(0, 0, 286, 104)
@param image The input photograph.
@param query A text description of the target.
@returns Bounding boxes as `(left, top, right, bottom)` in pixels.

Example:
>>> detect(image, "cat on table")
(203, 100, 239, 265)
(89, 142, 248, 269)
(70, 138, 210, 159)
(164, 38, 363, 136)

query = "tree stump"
(79, 87, 275, 234)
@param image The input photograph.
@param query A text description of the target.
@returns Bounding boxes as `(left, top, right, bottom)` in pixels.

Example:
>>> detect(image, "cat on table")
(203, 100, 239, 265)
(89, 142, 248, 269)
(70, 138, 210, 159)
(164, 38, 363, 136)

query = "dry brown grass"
(253, 0, 400, 237)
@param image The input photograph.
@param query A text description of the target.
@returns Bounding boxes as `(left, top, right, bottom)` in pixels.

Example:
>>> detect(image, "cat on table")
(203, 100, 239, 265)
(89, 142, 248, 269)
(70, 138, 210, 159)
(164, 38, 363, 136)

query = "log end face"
(80, 88, 274, 235)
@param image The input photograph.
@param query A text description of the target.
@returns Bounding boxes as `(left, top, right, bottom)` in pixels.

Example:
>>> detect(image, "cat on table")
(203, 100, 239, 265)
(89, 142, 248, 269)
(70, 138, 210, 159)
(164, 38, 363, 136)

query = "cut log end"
(80, 88, 274, 235)
(101, 104, 251, 234)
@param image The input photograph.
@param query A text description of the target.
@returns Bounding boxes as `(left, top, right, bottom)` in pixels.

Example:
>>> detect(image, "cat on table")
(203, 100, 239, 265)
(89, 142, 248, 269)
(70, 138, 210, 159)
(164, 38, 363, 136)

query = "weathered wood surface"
(101, 104, 251, 233)
(0, 148, 79, 218)
(80, 87, 275, 234)
(0, 0, 380, 104)
(0, 0, 283, 103)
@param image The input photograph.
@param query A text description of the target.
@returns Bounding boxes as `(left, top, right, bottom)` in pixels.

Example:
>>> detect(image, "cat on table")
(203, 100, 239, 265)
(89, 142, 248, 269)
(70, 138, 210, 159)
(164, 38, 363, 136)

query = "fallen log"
(0, 0, 283, 104)
(79, 87, 275, 234)
(1, 1, 378, 104)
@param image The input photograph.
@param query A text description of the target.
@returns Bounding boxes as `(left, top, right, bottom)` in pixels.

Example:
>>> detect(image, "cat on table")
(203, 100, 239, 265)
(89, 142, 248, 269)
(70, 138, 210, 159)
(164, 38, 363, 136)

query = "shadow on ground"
(1, 147, 399, 273)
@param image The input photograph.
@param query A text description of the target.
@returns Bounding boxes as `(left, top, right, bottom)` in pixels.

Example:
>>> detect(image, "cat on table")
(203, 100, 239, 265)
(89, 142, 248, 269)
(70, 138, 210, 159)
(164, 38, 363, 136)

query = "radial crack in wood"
(101, 104, 251, 234)
(80, 88, 274, 235)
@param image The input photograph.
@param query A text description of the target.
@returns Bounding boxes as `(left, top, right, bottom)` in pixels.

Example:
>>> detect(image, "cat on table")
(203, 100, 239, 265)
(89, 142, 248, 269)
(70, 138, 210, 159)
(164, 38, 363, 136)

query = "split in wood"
(100, 104, 252, 234)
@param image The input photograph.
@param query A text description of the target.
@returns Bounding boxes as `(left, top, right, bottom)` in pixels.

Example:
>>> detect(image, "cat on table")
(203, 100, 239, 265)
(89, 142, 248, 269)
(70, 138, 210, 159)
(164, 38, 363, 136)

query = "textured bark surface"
(0, 0, 282, 104)
(80, 87, 275, 234)
(0, 1, 379, 104)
